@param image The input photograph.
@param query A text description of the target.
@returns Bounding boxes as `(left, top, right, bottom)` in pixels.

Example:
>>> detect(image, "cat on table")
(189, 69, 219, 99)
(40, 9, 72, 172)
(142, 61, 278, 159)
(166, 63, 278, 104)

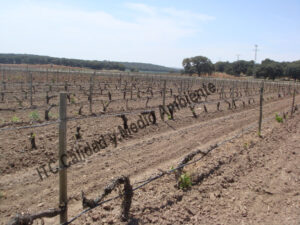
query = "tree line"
(0, 54, 180, 73)
(0, 54, 126, 71)
(182, 56, 300, 80)
(120, 62, 179, 73)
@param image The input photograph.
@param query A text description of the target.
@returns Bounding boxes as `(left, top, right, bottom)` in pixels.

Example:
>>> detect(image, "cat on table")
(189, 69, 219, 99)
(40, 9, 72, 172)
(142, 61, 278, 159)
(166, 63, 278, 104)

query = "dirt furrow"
(0, 94, 298, 224)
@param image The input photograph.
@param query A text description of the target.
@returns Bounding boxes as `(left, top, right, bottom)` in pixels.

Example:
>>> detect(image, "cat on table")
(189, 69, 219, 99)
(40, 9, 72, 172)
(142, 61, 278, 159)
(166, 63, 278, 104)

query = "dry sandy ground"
(77, 108, 300, 225)
(0, 94, 299, 225)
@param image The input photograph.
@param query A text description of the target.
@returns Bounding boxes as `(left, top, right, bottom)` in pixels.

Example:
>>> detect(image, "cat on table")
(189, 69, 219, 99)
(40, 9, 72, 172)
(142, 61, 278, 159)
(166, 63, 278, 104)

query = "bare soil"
(0, 85, 299, 225)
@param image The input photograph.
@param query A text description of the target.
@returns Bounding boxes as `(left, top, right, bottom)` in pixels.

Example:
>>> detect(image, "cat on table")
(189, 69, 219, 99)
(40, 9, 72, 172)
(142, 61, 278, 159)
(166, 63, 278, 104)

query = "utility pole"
(253, 44, 258, 77)
(254, 45, 258, 61)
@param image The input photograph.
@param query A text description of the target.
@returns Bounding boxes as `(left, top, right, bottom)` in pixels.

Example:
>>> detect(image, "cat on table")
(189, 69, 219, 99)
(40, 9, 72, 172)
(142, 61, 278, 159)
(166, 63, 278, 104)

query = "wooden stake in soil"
(89, 73, 94, 114)
(180, 81, 183, 96)
(1, 68, 5, 91)
(46, 68, 49, 83)
(29, 72, 33, 107)
(162, 80, 166, 108)
(64, 81, 68, 91)
(258, 82, 264, 136)
(56, 70, 59, 83)
(59, 93, 68, 223)
(291, 82, 296, 116)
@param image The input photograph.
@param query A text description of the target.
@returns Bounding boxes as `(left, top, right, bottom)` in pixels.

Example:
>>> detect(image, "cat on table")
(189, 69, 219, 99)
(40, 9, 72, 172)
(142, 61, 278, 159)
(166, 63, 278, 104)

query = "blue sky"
(1, 0, 300, 68)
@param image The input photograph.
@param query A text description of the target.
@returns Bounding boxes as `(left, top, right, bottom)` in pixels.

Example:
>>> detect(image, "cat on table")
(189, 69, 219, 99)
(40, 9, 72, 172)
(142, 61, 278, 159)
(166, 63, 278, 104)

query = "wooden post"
(89, 73, 94, 114)
(68, 68, 70, 82)
(231, 81, 235, 100)
(59, 92, 68, 223)
(64, 81, 68, 91)
(291, 82, 296, 116)
(162, 80, 166, 108)
(258, 82, 264, 136)
(46, 68, 49, 83)
(30, 72, 33, 107)
(56, 70, 59, 84)
(180, 81, 183, 96)
(1, 67, 4, 91)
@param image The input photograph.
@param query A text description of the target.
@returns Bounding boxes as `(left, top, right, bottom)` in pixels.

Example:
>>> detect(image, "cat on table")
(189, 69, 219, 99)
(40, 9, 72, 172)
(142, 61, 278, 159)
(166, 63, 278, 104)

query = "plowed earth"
(0, 93, 299, 225)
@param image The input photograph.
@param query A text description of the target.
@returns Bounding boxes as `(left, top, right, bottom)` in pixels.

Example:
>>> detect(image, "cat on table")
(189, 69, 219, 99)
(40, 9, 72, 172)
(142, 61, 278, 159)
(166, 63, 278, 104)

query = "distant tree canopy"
(232, 60, 255, 76)
(182, 58, 194, 75)
(183, 55, 300, 80)
(182, 56, 214, 76)
(0, 54, 180, 73)
(0, 54, 126, 71)
(214, 60, 255, 76)
(256, 59, 284, 80)
(285, 61, 300, 80)
(120, 62, 179, 73)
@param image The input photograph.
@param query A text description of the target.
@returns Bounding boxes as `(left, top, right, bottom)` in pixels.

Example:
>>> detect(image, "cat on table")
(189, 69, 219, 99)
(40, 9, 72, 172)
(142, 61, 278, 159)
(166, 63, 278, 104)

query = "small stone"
(91, 215, 99, 221)
(103, 205, 111, 211)
(108, 219, 114, 224)
(209, 193, 216, 200)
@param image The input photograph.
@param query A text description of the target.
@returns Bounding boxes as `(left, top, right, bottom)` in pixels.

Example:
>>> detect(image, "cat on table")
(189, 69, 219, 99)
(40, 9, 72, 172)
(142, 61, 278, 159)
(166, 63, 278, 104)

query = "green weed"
(11, 116, 20, 123)
(29, 111, 40, 121)
(275, 113, 283, 123)
(179, 172, 192, 190)
(48, 112, 57, 119)
(70, 97, 76, 104)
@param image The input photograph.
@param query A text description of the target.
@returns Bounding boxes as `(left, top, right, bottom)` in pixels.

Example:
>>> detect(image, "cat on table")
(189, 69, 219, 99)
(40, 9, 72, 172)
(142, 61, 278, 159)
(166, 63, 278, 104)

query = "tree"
(0, 54, 127, 71)
(231, 60, 254, 76)
(246, 66, 253, 76)
(214, 61, 228, 72)
(256, 59, 283, 80)
(182, 56, 214, 76)
(130, 68, 139, 72)
(286, 62, 300, 80)
(191, 56, 214, 76)
(182, 58, 194, 75)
